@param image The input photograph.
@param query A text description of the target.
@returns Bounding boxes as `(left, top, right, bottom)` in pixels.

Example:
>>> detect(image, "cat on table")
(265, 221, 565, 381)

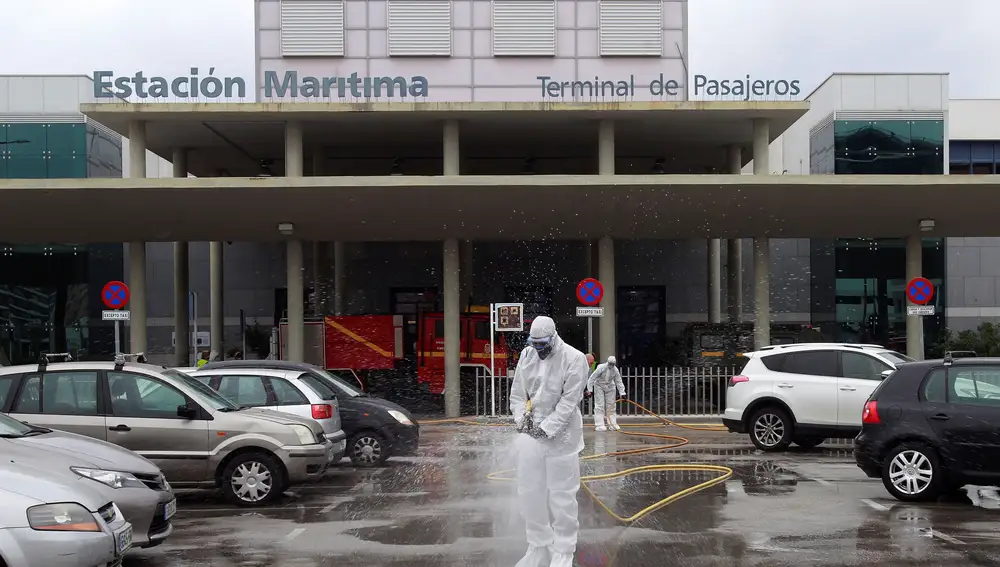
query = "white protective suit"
(509, 316, 589, 567)
(586, 357, 626, 431)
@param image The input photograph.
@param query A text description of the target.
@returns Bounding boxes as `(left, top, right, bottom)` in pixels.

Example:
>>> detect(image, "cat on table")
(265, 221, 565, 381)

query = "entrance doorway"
(617, 286, 666, 367)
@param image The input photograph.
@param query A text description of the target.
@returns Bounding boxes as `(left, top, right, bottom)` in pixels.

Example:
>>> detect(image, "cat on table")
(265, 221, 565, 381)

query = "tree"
(929, 322, 1000, 358)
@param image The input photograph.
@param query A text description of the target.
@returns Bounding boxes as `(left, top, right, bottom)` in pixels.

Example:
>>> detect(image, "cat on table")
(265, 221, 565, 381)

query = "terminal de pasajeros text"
(537, 74, 801, 99)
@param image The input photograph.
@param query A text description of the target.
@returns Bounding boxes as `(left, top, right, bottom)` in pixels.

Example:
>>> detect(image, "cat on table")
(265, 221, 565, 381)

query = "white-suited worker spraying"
(585, 356, 626, 431)
(509, 316, 589, 567)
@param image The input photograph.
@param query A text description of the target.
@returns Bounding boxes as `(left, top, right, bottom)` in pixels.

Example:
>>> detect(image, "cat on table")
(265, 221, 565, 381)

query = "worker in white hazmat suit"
(509, 316, 589, 567)
(585, 356, 626, 431)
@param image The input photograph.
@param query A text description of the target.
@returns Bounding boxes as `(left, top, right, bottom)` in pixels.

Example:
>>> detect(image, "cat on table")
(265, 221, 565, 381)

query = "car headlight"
(71, 467, 146, 489)
(291, 424, 317, 445)
(27, 503, 101, 532)
(388, 410, 413, 425)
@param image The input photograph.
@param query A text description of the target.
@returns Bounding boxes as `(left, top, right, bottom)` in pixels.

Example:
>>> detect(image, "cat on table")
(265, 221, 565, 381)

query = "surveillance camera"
(919, 219, 935, 232)
(277, 222, 294, 236)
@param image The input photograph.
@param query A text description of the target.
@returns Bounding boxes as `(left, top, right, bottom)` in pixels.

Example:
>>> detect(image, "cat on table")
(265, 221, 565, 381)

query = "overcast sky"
(1, 0, 996, 98)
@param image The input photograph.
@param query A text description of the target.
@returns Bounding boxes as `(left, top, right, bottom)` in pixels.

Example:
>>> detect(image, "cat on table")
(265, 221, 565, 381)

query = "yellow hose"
(416, 399, 734, 524)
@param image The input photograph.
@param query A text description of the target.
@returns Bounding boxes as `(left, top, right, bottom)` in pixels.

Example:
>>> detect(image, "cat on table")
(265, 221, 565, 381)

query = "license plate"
(115, 524, 133, 556)
(164, 499, 177, 521)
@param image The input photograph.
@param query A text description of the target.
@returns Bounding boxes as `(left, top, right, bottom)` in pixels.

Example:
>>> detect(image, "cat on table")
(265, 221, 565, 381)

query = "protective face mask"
(528, 336, 554, 360)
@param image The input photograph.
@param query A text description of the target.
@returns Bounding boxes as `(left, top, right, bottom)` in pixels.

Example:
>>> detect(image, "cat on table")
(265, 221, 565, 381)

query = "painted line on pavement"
(281, 528, 306, 543)
(861, 498, 890, 511)
(811, 478, 834, 487)
(320, 502, 339, 514)
(928, 528, 965, 545)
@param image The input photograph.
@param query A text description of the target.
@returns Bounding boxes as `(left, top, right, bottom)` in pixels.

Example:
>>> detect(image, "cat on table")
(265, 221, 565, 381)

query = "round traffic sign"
(576, 278, 604, 306)
(102, 280, 130, 309)
(906, 277, 934, 305)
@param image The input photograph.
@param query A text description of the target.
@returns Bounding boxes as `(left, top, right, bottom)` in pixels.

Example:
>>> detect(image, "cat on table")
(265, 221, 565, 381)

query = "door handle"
(839, 386, 857, 391)
(777, 383, 794, 389)
(930, 414, 950, 421)
(108, 424, 131, 432)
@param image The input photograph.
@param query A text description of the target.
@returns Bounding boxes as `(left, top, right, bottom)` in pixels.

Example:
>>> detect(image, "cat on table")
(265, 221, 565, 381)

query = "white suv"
(722, 343, 913, 451)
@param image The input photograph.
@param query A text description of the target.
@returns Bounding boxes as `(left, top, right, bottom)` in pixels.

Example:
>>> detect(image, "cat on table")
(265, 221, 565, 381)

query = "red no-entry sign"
(906, 277, 934, 305)
(102, 281, 130, 309)
(576, 278, 604, 306)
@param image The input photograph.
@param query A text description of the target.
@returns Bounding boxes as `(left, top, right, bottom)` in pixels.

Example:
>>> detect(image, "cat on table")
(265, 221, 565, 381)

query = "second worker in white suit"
(585, 356, 626, 431)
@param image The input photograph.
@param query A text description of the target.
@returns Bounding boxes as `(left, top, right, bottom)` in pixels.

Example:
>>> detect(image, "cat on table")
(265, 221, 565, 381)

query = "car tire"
(220, 451, 286, 507)
(793, 436, 825, 450)
(749, 406, 793, 451)
(349, 431, 389, 467)
(881, 442, 944, 502)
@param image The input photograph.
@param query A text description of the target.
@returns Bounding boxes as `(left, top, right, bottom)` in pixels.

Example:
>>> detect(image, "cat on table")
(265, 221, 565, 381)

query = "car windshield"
(878, 351, 914, 365)
(162, 368, 240, 411)
(314, 369, 363, 398)
(0, 412, 33, 437)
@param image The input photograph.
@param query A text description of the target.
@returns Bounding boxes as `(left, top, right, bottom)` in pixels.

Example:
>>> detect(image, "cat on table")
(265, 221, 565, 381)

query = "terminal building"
(2, 0, 999, 415)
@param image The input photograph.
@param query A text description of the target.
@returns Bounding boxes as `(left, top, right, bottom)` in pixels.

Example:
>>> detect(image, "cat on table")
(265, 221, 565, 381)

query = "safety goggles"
(527, 336, 554, 349)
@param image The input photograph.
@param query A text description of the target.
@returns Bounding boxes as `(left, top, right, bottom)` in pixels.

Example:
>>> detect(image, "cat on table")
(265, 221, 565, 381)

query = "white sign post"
(489, 303, 525, 417)
(102, 310, 131, 354)
(575, 307, 604, 354)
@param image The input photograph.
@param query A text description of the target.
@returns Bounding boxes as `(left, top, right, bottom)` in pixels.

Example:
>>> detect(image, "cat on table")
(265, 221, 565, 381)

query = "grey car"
(0, 460, 134, 567)
(0, 412, 175, 549)
(0, 359, 336, 506)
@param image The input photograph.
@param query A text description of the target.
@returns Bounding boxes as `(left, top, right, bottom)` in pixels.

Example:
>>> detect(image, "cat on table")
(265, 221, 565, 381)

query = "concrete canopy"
(80, 101, 808, 177)
(2, 174, 997, 243)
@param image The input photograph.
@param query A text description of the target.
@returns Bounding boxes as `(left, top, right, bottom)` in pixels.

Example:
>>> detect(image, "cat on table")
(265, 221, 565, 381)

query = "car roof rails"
(113, 352, 148, 370)
(201, 359, 317, 372)
(758, 342, 885, 351)
(944, 350, 977, 365)
(38, 352, 73, 371)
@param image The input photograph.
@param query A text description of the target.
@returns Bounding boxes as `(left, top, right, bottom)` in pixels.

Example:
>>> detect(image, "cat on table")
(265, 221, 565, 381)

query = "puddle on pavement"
(349, 516, 496, 545)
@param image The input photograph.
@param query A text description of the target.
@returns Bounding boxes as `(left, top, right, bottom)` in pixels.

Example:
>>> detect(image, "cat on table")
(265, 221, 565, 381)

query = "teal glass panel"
(6, 155, 47, 178)
(47, 155, 87, 178)
(46, 124, 87, 156)
(5, 124, 46, 156)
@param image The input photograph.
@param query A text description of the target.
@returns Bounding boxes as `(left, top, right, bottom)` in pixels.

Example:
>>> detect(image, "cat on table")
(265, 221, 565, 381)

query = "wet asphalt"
(124, 425, 1000, 567)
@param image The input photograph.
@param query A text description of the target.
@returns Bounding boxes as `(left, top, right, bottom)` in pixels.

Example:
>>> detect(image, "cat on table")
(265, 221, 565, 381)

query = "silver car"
(0, 359, 336, 506)
(0, 412, 175, 548)
(0, 461, 133, 567)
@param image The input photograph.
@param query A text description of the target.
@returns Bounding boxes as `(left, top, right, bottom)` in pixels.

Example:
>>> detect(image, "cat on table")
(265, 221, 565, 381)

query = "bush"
(929, 322, 1000, 358)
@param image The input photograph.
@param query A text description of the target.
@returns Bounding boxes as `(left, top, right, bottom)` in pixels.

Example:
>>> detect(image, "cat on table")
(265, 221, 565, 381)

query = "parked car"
(0, 460, 133, 567)
(0, 358, 337, 506)
(0, 411, 174, 549)
(855, 354, 1000, 502)
(722, 343, 913, 451)
(199, 360, 419, 467)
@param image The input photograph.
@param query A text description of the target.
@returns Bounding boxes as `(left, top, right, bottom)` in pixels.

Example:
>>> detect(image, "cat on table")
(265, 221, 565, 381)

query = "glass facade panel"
(809, 121, 835, 174)
(951, 140, 1000, 175)
(835, 120, 944, 175)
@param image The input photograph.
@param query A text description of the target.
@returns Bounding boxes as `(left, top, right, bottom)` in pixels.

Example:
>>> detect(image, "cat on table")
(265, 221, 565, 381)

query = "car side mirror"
(177, 405, 197, 419)
(880, 370, 894, 379)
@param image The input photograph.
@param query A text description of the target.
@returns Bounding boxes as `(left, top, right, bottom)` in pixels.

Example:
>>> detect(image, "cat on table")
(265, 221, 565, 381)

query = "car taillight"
(862, 401, 880, 424)
(311, 404, 333, 420)
(729, 375, 749, 387)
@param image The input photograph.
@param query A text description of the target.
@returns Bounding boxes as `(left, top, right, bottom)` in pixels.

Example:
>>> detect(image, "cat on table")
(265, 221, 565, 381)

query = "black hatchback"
(200, 360, 419, 467)
(854, 354, 1000, 502)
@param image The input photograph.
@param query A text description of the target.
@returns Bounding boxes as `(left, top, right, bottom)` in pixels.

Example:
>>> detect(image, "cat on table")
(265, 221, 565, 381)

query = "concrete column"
(906, 235, 925, 360)
(707, 239, 722, 323)
(598, 120, 615, 175)
(753, 237, 771, 349)
(286, 240, 305, 362)
(128, 242, 147, 354)
(460, 240, 473, 309)
(333, 241, 346, 315)
(598, 237, 616, 359)
(286, 121, 304, 177)
(443, 120, 460, 175)
(128, 121, 146, 178)
(173, 242, 190, 366)
(726, 145, 743, 324)
(752, 119, 770, 175)
(209, 241, 224, 360)
(443, 239, 461, 417)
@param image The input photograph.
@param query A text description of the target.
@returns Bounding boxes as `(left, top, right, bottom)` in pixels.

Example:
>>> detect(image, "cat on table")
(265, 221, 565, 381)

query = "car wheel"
(749, 407, 793, 451)
(349, 431, 389, 467)
(221, 452, 285, 506)
(881, 442, 943, 502)
(793, 436, 825, 450)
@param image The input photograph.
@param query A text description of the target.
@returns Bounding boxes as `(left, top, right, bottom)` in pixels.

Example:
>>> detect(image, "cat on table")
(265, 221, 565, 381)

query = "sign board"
(576, 307, 604, 317)
(907, 305, 936, 316)
(172, 331, 211, 348)
(576, 278, 604, 306)
(494, 303, 524, 332)
(102, 310, 130, 321)
(101, 280, 130, 309)
(906, 277, 934, 305)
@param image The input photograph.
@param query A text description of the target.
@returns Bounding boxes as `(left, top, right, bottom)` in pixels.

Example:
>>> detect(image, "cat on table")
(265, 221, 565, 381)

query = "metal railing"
(472, 366, 737, 418)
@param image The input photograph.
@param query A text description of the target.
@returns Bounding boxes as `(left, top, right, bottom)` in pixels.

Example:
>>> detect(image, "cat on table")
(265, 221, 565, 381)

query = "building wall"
(255, 0, 689, 102)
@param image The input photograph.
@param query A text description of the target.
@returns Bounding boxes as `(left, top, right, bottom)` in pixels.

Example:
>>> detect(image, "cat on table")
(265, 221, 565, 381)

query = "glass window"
(841, 352, 891, 380)
(878, 351, 913, 365)
(162, 369, 239, 411)
(434, 319, 444, 338)
(13, 372, 98, 415)
(268, 378, 308, 406)
(923, 369, 947, 402)
(781, 351, 839, 377)
(108, 372, 187, 418)
(972, 163, 994, 175)
(923, 367, 1000, 406)
(474, 320, 490, 341)
(0, 375, 18, 409)
(760, 353, 786, 371)
(218, 376, 268, 407)
(835, 120, 943, 175)
(298, 373, 339, 401)
(316, 369, 362, 397)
